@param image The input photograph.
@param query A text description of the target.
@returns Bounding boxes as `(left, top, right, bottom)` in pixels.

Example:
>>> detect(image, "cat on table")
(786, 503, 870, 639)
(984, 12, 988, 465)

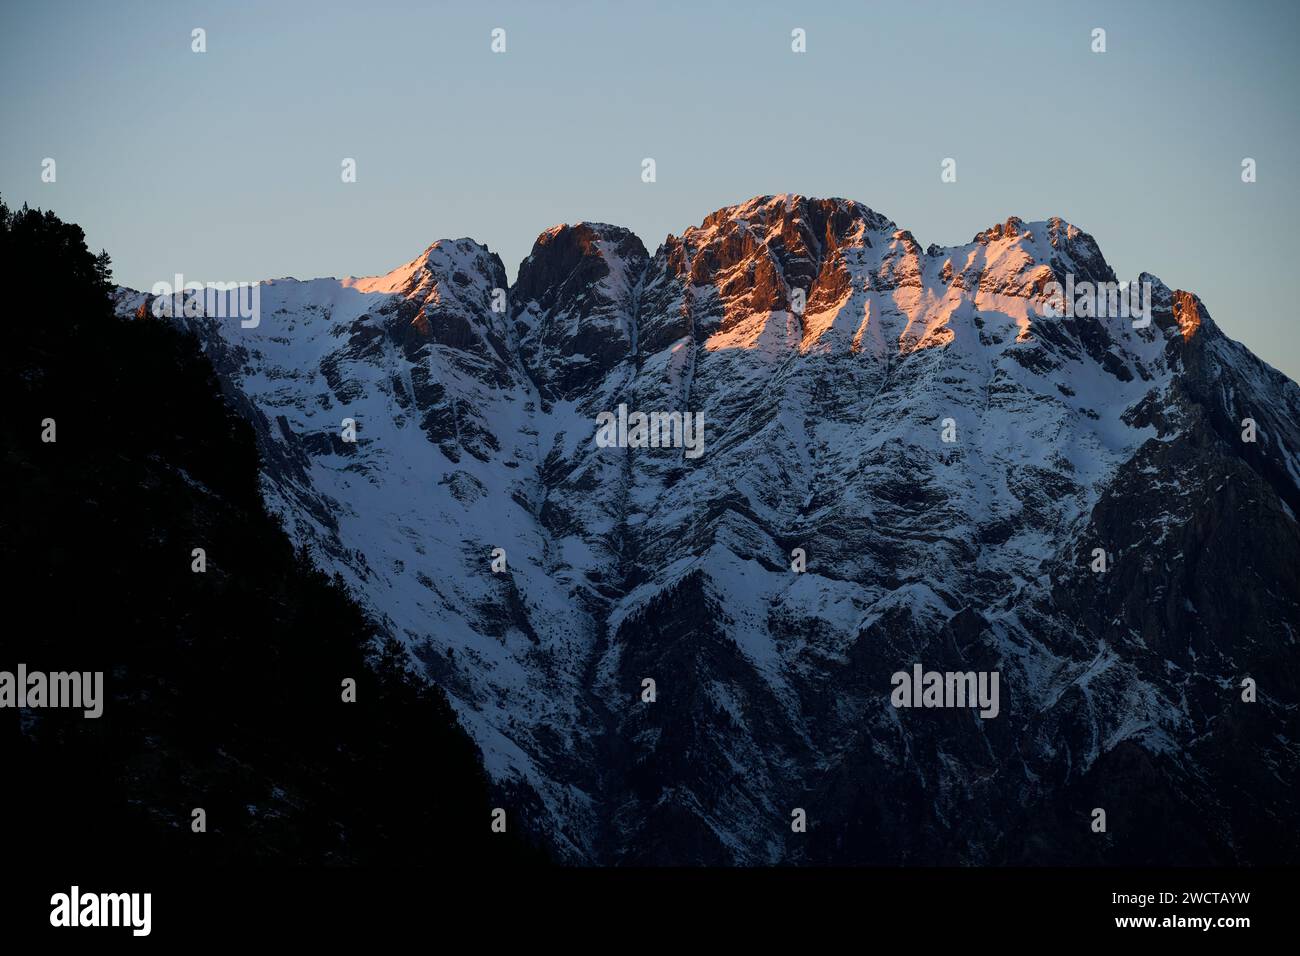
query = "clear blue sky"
(3, 0, 1298, 379)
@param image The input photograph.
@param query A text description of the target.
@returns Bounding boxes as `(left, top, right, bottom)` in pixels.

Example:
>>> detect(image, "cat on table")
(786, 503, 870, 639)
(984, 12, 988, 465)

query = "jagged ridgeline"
(104, 194, 1300, 866)
(0, 199, 544, 866)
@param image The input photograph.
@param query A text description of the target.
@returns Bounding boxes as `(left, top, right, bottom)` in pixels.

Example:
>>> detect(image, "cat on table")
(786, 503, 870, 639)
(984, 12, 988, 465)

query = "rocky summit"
(115, 194, 1300, 865)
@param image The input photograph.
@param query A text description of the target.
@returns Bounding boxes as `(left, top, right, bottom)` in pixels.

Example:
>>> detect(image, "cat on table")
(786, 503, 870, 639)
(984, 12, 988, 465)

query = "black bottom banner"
(1, 866, 1285, 943)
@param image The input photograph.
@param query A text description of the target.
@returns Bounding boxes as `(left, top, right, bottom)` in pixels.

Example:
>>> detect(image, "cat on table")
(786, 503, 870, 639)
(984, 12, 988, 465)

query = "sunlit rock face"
(118, 195, 1300, 865)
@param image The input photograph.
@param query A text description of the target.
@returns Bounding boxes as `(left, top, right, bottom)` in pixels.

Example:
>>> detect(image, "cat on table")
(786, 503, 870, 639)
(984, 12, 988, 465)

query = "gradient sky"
(3, 0, 1298, 379)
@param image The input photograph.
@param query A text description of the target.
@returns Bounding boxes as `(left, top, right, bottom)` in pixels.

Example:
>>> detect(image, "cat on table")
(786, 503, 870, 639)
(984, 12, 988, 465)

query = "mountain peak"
(513, 221, 648, 315)
(696, 194, 896, 237)
(345, 237, 505, 297)
(972, 215, 1029, 244)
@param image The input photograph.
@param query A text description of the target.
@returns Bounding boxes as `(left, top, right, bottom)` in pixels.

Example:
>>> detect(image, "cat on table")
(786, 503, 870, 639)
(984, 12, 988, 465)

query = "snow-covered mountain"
(115, 195, 1300, 864)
